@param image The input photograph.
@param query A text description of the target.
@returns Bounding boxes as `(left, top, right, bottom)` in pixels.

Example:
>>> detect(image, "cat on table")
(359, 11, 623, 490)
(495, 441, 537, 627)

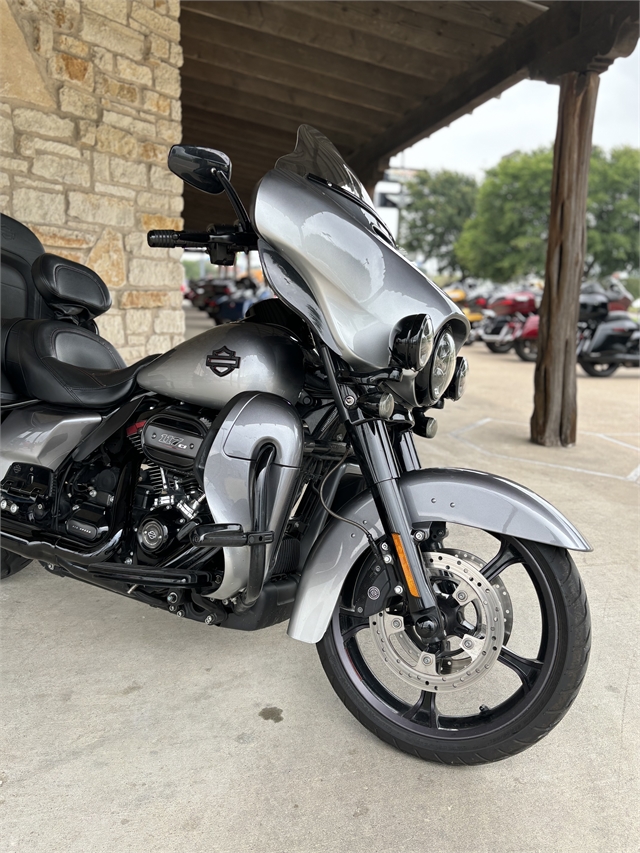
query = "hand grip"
(147, 229, 180, 248)
(147, 229, 214, 248)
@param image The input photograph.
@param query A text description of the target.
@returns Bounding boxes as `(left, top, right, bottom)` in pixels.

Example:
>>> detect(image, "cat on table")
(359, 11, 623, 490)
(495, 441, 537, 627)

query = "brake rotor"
(369, 551, 506, 693)
(443, 548, 514, 643)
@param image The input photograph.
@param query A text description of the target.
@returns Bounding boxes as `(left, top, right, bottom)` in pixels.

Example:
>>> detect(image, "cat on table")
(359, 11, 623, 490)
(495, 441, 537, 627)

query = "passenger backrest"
(1, 213, 52, 321)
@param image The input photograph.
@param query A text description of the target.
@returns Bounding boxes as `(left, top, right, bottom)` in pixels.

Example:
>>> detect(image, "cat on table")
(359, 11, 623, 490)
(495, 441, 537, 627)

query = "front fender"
(287, 467, 590, 645)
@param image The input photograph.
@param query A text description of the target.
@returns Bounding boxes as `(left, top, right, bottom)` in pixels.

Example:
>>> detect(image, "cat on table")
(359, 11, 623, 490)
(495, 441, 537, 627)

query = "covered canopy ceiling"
(179, 1, 638, 228)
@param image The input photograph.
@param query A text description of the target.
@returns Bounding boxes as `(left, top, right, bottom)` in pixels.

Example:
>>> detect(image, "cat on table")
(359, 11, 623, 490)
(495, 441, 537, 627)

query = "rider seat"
(2, 253, 156, 408)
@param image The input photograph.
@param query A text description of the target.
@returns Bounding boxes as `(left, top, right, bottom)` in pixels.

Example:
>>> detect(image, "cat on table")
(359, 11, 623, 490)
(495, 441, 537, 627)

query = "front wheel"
(514, 338, 538, 362)
(579, 360, 619, 377)
(317, 534, 590, 765)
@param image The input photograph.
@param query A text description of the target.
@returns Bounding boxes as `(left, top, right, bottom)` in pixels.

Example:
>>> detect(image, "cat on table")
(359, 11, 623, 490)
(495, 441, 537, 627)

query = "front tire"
(317, 537, 590, 765)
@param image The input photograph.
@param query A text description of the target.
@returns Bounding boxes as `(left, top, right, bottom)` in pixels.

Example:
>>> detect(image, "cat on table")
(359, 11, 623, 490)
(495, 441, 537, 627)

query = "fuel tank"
(137, 322, 304, 409)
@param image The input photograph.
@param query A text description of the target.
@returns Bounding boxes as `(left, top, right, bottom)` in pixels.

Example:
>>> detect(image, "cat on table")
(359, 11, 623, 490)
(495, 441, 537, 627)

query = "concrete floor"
(1, 309, 638, 853)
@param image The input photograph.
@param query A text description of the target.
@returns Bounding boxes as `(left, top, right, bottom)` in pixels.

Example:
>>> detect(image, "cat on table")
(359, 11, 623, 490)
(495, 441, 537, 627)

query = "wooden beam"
(179, 28, 440, 106)
(346, 1, 638, 186)
(180, 60, 401, 122)
(393, 2, 544, 38)
(275, 1, 506, 58)
(183, 111, 299, 152)
(182, 2, 463, 84)
(529, 0, 639, 81)
(181, 48, 419, 116)
(180, 91, 367, 150)
(181, 121, 291, 163)
(180, 79, 380, 138)
(530, 71, 599, 447)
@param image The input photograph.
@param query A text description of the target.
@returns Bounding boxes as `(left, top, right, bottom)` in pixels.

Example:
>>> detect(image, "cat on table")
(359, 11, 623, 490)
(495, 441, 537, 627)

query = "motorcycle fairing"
(253, 126, 468, 372)
(288, 467, 591, 644)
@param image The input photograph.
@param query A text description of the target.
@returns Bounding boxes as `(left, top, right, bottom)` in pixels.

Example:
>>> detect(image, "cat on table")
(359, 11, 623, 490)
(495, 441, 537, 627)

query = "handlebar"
(147, 226, 258, 264)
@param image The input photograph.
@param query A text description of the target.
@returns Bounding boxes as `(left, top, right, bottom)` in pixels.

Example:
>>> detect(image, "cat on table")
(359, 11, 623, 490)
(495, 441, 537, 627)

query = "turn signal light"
(391, 533, 420, 598)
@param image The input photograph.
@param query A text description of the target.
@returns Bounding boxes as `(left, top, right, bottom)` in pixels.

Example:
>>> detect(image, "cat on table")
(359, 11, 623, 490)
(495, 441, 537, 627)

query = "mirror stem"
(215, 170, 253, 233)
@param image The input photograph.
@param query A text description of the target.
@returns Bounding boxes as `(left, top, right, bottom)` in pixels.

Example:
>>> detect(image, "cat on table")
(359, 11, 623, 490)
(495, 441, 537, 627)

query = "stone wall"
(0, 0, 185, 363)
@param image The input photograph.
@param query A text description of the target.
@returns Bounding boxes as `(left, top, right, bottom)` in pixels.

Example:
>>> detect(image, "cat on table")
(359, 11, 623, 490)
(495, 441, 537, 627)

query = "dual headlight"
(428, 333, 468, 403)
(393, 315, 467, 406)
(429, 331, 457, 400)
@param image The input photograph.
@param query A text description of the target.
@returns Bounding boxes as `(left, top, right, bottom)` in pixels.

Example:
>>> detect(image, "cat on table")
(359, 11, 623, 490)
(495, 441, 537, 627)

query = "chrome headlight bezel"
(429, 330, 457, 402)
(392, 314, 434, 372)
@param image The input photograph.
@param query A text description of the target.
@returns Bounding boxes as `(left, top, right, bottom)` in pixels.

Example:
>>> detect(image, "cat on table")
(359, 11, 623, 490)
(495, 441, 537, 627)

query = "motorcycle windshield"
(274, 124, 373, 206)
(253, 125, 467, 372)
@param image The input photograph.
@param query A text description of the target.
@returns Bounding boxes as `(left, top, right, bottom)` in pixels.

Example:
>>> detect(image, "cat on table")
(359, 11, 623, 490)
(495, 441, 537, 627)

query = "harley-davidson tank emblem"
(206, 346, 241, 377)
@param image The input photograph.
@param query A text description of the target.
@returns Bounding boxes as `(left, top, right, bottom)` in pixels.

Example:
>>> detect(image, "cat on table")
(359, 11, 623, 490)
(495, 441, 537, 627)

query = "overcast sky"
(390, 45, 640, 178)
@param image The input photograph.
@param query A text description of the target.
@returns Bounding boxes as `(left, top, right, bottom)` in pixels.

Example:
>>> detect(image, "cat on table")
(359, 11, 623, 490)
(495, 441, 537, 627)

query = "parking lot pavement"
(1, 324, 638, 853)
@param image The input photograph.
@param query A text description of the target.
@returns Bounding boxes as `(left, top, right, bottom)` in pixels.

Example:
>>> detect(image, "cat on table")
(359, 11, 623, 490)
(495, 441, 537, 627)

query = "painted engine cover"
(137, 322, 304, 410)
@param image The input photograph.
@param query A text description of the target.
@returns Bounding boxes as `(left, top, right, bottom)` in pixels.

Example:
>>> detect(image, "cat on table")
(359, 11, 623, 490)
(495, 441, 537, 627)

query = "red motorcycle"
(479, 288, 539, 354)
(513, 280, 634, 362)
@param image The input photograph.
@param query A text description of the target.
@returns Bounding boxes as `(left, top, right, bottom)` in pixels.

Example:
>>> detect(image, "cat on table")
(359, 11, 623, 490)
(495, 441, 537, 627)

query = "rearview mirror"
(167, 145, 232, 195)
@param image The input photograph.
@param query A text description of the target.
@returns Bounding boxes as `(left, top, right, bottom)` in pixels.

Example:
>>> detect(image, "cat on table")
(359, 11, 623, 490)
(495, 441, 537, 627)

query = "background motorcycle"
(513, 285, 639, 369)
(479, 287, 540, 353)
(443, 280, 494, 343)
(205, 276, 272, 323)
(186, 277, 234, 311)
(1, 126, 591, 765)
(577, 292, 640, 376)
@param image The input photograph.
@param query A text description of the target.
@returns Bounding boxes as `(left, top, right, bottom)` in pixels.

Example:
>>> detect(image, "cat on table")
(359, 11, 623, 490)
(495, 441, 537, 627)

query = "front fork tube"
(319, 345, 443, 636)
(349, 419, 443, 635)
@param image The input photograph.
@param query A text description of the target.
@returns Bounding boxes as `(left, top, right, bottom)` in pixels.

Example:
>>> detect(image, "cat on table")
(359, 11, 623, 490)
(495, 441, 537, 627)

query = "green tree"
(585, 146, 640, 275)
(400, 170, 478, 277)
(455, 149, 553, 282)
(455, 145, 640, 282)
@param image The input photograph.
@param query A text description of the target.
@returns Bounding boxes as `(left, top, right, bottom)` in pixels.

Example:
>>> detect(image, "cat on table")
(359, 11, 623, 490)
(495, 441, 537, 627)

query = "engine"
(126, 405, 215, 559)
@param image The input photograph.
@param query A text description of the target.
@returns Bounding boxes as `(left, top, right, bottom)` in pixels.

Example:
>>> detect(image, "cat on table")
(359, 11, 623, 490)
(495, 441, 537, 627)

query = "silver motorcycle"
(0, 126, 590, 764)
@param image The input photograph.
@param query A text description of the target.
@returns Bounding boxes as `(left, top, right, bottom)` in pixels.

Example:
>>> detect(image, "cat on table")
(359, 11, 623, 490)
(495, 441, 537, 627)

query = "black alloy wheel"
(579, 360, 619, 377)
(317, 533, 590, 765)
(514, 339, 538, 362)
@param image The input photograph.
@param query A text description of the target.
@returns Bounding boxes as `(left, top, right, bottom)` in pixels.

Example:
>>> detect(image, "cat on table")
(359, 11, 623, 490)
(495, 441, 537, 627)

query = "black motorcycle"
(1, 126, 591, 765)
(577, 292, 640, 377)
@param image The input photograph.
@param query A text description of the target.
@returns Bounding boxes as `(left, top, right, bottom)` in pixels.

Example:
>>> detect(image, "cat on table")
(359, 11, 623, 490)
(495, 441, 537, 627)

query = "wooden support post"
(530, 71, 599, 447)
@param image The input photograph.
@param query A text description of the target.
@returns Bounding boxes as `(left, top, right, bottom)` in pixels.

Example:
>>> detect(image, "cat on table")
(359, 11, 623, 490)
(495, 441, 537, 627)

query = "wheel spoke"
(498, 647, 543, 692)
(341, 617, 369, 643)
(482, 541, 519, 582)
(403, 690, 438, 727)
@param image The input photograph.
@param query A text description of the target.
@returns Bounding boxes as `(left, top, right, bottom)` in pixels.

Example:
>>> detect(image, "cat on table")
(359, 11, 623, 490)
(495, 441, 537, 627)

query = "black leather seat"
(1, 215, 53, 402)
(1, 214, 51, 323)
(3, 254, 157, 408)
